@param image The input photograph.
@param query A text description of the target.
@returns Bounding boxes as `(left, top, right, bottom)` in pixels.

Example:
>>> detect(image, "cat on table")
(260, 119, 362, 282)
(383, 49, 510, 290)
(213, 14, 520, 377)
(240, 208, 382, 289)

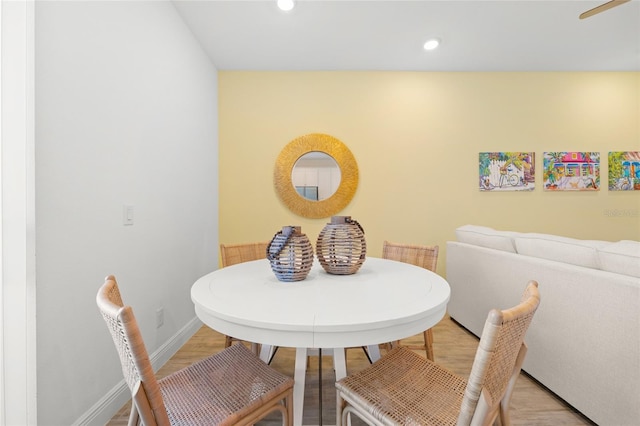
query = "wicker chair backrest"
(457, 281, 540, 425)
(220, 242, 269, 267)
(97, 276, 170, 426)
(382, 241, 439, 272)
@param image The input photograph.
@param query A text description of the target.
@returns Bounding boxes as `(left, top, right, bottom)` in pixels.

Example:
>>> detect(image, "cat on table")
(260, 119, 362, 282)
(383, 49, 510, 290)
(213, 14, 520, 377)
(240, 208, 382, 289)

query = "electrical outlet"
(156, 307, 164, 328)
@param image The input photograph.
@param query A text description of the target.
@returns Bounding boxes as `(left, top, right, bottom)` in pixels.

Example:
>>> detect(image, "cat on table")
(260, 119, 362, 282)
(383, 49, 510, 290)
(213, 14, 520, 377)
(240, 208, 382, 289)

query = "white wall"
(35, 1, 219, 424)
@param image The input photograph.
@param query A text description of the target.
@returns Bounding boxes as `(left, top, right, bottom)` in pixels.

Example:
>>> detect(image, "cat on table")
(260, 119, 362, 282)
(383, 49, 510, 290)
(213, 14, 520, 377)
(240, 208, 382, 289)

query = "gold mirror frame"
(274, 133, 359, 219)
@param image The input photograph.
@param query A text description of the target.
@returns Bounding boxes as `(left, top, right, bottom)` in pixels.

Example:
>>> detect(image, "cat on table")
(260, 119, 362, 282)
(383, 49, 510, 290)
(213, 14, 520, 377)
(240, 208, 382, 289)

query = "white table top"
(191, 257, 451, 349)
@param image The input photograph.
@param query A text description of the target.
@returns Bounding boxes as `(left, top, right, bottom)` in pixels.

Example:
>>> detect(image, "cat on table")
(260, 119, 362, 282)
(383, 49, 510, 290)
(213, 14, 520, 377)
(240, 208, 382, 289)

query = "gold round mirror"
(274, 134, 358, 218)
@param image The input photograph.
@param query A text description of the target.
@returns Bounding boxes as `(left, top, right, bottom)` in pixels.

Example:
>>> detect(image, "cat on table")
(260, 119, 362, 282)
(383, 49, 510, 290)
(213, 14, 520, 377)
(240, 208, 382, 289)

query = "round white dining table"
(191, 256, 450, 426)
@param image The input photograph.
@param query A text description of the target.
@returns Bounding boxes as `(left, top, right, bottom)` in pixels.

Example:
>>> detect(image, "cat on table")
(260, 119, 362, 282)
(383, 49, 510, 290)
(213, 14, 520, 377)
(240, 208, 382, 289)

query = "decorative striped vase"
(267, 226, 314, 282)
(316, 216, 366, 275)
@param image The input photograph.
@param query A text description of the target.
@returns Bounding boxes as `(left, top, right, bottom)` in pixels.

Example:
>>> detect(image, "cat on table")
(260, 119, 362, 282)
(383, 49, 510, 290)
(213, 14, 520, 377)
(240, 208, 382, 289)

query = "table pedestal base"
(274, 345, 378, 426)
(294, 348, 345, 426)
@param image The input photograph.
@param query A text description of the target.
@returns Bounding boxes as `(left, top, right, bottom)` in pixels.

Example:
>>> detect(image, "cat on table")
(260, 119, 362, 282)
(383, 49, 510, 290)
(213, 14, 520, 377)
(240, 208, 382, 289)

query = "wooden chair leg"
(424, 328, 434, 361)
(250, 342, 261, 356)
(394, 329, 434, 360)
(224, 334, 233, 348)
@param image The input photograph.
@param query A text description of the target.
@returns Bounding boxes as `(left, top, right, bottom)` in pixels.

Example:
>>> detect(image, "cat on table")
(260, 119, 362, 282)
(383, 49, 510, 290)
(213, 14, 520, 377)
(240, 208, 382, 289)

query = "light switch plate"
(123, 205, 134, 226)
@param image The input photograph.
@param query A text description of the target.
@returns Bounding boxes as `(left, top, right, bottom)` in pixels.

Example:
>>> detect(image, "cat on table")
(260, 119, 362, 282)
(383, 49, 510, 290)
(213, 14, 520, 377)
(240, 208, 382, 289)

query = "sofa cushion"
(597, 240, 640, 278)
(513, 233, 608, 269)
(455, 225, 517, 253)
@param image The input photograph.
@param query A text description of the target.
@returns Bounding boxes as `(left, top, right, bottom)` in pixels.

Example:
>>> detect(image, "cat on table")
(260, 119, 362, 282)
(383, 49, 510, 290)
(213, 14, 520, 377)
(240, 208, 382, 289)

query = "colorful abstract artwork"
(479, 152, 535, 191)
(543, 152, 600, 191)
(608, 151, 640, 191)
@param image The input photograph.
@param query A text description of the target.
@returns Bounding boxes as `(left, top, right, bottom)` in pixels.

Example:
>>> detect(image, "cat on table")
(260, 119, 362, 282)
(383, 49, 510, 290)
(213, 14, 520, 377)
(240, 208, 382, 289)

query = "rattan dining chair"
(220, 241, 270, 268)
(97, 275, 294, 426)
(220, 242, 270, 354)
(336, 280, 540, 426)
(382, 240, 439, 361)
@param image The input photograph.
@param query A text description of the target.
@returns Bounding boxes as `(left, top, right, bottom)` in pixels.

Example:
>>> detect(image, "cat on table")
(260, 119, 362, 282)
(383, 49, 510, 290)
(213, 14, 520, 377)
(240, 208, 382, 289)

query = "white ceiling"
(172, 0, 640, 71)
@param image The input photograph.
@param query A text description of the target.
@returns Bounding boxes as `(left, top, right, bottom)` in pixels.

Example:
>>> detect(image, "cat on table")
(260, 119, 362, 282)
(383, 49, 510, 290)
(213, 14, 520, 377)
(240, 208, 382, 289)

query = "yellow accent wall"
(219, 72, 640, 274)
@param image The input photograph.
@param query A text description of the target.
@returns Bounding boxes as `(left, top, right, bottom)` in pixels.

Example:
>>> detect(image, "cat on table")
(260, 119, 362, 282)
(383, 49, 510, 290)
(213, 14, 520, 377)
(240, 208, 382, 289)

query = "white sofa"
(446, 225, 640, 426)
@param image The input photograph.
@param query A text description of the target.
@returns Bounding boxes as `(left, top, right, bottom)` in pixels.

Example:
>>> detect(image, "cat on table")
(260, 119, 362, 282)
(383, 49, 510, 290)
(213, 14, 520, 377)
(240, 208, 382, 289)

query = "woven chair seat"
(336, 347, 466, 425)
(160, 343, 293, 425)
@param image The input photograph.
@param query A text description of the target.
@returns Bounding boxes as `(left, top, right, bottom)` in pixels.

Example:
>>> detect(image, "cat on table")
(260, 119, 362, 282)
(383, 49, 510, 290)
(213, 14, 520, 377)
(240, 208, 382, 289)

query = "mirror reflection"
(292, 152, 341, 201)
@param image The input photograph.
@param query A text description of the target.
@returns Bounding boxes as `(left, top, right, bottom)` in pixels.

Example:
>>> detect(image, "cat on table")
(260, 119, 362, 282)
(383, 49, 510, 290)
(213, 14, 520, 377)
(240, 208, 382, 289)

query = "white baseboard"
(73, 317, 203, 426)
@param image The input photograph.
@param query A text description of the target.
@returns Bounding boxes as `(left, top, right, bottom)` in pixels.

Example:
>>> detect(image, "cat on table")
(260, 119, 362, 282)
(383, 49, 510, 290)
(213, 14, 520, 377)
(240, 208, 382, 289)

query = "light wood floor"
(106, 315, 594, 425)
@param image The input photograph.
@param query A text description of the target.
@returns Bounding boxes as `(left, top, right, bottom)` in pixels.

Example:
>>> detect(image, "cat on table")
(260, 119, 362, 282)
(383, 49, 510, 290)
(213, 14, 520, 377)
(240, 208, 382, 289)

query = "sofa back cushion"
(514, 233, 608, 269)
(455, 225, 517, 253)
(597, 240, 640, 278)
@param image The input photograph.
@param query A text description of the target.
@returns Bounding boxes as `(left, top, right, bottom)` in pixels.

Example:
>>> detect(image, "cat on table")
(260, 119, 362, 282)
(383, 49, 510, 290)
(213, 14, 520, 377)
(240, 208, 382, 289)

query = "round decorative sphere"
(267, 226, 314, 282)
(316, 216, 366, 275)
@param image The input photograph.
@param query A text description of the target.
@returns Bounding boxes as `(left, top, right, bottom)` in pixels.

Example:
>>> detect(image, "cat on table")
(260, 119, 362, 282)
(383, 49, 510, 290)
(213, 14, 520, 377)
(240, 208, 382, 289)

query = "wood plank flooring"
(106, 315, 594, 425)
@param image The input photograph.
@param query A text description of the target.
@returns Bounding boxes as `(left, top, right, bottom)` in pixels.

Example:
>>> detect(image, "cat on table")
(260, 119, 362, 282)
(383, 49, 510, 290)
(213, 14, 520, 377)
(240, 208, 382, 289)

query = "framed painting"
(543, 152, 600, 191)
(479, 152, 535, 191)
(608, 151, 640, 191)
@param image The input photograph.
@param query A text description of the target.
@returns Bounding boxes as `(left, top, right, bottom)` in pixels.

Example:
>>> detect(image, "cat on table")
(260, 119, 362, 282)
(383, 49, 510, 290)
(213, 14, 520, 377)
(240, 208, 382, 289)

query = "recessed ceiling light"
(277, 0, 295, 11)
(423, 38, 440, 51)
